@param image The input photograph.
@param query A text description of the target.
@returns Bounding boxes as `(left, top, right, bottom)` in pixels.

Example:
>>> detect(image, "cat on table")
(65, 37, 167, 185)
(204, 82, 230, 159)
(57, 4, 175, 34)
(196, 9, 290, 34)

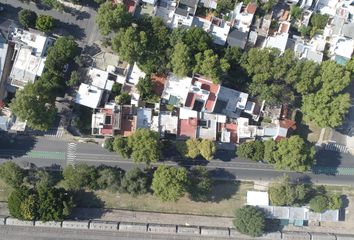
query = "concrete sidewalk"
(70, 207, 234, 228)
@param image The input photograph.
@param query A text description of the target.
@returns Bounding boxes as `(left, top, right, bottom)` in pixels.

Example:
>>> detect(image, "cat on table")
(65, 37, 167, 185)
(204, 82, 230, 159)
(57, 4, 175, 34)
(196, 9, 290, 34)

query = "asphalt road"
(0, 225, 227, 240)
(0, 134, 354, 185)
(0, 0, 101, 46)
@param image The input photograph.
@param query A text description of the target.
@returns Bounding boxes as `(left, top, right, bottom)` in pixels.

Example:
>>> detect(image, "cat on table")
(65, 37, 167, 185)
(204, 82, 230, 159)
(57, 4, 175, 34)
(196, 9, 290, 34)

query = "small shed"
(247, 191, 269, 206)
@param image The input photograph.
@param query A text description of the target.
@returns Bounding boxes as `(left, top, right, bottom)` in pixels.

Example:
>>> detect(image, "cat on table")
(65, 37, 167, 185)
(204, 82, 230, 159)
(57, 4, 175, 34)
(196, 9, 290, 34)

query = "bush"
(0, 162, 24, 188)
(233, 206, 265, 237)
(62, 163, 98, 190)
(36, 15, 55, 32)
(104, 137, 114, 152)
(8, 186, 30, 219)
(309, 195, 328, 213)
(120, 168, 150, 196)
(96, 166, 124, 192)
(237, 141, 264, 161)
(18, 9, 37, 29)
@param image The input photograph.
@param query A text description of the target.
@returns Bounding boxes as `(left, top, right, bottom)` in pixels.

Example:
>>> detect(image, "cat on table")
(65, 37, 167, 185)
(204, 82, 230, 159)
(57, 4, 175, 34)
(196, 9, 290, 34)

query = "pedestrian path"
(323, 143, 349, 153)
(312, 166, 354, 175)
(66, 143, 77, 166)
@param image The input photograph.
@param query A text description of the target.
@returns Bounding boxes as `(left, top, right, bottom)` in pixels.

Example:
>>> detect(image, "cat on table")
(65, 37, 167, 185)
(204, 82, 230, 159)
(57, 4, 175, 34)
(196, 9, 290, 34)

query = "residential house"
(192, 16, 231, 46)
(8, 27, 54, 89)
(329, 36, 354, 65)
(171, 0, 198, 28)
(0, 101, 26, 132)
(122, 62, 146, 106)
(227, 2, 257, 49)
(293, 34, 326, 63)
(263, 21, 290, 53)
(75, 83, 104, 109)
(91, 103, 121, 136)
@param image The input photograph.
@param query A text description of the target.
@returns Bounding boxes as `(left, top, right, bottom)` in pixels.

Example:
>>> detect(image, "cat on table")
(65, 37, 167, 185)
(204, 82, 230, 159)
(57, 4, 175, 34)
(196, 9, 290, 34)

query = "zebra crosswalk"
(322, 143, 349, 153)
(66, 143, 77, 166)
(44, 127, 65, 138)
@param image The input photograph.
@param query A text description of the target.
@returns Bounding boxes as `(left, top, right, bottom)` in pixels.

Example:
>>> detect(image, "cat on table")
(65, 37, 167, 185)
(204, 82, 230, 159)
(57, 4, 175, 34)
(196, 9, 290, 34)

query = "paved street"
(0, 225, 228, 240)
(0, 134, 354, 185)
(0, 0, 102, 46)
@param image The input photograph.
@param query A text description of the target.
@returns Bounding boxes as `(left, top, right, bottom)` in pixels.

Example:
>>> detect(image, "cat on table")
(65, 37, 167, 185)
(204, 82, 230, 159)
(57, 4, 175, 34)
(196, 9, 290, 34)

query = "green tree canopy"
(152, 165, 189, 202)
(18, 9, 37, 29)
(137, 75, 154, 101)
(183, 27, 212, 55)
(273, 136, 315, 172)
(310, 13, 329, 29)
(263, 139, 277, 164)
(45, 36, 78, 74)
(37, 186, 73, 221)
(194, 49, 230, 84)
(170, 42, 191, 77)
(20, 194, 38, 220)
(8, 186, 30, 219)
(36, 15, 55, 32)
(237, 140, 264, 161)
(112, 27, 147, 63)
(127, 129, 161, 165)
(199, 139, 216, 160)
(233, 206, 265, 237)
(10, 83, 57, 131)
(309, 195, 328, 213)
(96, 2, 132, 35)
(67, 71, 80, 87)
(96, 166, 124, 191)
(113, 136, 131, 158)
(0, 162, 24, 188)
(62, 163, 98, 190)
(269, 176, 311, 206)
(120, 168, 150, 196)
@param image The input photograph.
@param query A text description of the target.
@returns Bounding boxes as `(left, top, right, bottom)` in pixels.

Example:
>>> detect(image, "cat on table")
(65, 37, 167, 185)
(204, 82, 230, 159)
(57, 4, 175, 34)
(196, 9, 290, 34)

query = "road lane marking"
(66, 143, 77, 166)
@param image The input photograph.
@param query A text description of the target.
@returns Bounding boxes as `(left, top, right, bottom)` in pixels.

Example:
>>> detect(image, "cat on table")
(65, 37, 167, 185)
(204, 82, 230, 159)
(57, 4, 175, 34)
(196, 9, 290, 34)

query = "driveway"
(0, 0, 102, 46)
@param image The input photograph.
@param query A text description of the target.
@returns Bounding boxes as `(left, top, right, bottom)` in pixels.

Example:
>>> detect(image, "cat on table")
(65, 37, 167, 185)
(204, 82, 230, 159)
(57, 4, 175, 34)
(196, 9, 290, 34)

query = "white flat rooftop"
(75, 83, 103, 109)
(247, 191, 269, 206)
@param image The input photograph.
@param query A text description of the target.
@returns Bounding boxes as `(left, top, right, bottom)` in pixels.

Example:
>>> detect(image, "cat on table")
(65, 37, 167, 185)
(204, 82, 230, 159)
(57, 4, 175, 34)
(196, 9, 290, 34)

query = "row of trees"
(0, 162, 73, 221)
(18, 9, 55, 32)
(237, 136, 315, 172)
(105, 129, 217, 163)
(269, 176, 342, 212)
(61, 163, 212, 202)
(10, 37, 78, 130)
(176, 138, 216, 160)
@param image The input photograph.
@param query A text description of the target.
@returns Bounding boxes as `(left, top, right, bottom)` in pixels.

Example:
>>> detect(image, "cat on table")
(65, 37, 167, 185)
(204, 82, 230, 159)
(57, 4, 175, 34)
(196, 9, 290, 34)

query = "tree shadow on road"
(53, 21, 86, 41)
(0, 132, 37, 159)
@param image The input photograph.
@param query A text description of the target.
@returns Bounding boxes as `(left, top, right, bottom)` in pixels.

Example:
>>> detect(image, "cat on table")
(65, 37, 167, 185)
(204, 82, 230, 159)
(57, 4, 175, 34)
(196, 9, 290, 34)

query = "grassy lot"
(324, 185, 354, 197)
(79, 181, 254, 217)
(0, 179, 12, 202)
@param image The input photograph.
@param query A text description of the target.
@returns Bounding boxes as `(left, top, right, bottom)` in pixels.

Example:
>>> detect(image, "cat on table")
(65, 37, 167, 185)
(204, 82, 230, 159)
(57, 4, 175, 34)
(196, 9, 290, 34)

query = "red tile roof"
(118, 106, 135, 137)
(245, 3, 257, 14)
(185, 92, 196, 108)
(225, 122, 238, 143)
(151, 74, 167, 97)
(178, 118, 197, 138)
(192, 76, 220, 112)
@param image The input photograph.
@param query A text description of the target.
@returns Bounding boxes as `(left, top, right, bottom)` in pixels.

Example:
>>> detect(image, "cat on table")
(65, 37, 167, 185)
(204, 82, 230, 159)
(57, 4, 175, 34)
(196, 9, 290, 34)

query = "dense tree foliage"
(96, 166, 124, 192)
(152, 165, 188, 202)
(10, 83, 57, 131)
(18, 9, 37, 29)
(96, 2, 132, 35)
(310, 14, 329, 30)
(176, 139, 215, 160)
(233, 206, 265, 237)
(36, 15, 55, 32)
(237, 141, 264, 161)
(128, 129, 160, 164)
(263, 140, 277, 164)
(273, 136, 315, 172)
(310, 195, 329, 213)
(62, 164, 98, 190)
(194, 49, 229, 84)
(120, 168, 150, 196)
(8, 186, 30, 219)
(137, 75, 154, 101)
(269, 176, 311, 206)
(0, 162, 24, 188)
(170, 42, 191, 77)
